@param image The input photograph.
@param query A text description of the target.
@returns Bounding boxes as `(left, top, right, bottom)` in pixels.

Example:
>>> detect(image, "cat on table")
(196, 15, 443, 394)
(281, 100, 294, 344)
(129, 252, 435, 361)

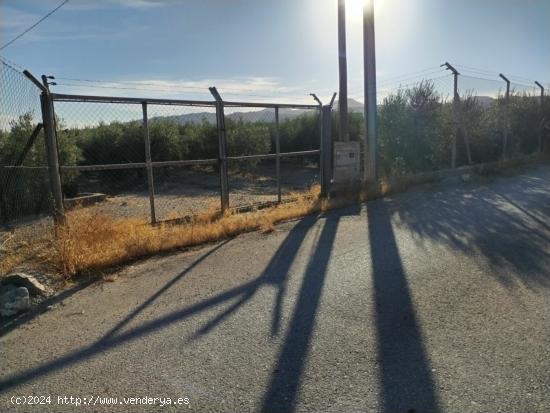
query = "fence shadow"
(187, 215, 318, 340)
(392, 168, 550, 290)
(0, 215, 319, 394)
(367, 199, 440, 413)
(99, 239, 231, 343)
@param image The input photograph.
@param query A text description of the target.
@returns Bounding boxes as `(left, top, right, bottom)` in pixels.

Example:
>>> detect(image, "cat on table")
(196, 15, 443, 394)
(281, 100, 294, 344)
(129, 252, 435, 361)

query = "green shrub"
(0, 113, 81, 221)
(378, 81, 453, 176)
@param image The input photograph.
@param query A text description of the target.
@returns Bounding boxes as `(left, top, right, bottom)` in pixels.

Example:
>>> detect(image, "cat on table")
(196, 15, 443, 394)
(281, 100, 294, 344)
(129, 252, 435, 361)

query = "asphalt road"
(1, 165, 550, 413)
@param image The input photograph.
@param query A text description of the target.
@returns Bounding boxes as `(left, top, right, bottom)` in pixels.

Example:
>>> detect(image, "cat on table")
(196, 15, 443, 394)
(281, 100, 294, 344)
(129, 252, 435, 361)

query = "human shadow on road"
(261, 213, 340, 412)
(367, 199, 440, 413)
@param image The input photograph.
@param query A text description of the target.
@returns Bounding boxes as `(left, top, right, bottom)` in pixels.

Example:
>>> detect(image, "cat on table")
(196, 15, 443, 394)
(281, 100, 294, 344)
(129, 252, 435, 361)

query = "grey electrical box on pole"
(338, 0, 349, 142)
(363, 0, 377, 183)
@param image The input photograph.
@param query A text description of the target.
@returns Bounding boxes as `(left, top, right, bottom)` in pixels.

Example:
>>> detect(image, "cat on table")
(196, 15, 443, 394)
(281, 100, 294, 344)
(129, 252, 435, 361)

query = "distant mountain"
(475, 96, 495, 108)
(151, 96, 499, 125)
(335, 98, 364, 112)
(151, 106, 315, 125)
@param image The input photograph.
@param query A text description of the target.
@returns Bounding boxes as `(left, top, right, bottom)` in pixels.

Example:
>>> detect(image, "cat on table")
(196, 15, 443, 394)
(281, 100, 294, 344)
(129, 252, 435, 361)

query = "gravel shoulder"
(1, 164, 549, 412)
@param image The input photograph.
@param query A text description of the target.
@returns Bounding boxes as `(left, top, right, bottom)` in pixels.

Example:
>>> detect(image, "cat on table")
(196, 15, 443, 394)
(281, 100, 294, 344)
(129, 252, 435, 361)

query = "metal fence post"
(210, 87, 229, 212)
(142, 102, 156, 224)
(275, 107, 281, 203)
(39, 91, 65, 225)
(535, 81, 545, 152)
(310, 94, 327, 197)
(311, 93, 335, 198)
(499, 74, 511, 160)
(442, 62, 460, 168)
(321, 105, 333, 197)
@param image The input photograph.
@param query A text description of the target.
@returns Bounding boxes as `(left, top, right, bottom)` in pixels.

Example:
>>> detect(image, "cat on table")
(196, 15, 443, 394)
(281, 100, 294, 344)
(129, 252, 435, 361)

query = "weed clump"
(55, 185, 330, 275)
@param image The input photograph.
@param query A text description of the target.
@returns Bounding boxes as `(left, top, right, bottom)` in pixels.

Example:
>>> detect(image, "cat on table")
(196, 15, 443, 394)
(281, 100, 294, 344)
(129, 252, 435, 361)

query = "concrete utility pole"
(363, 0, 377, 182)
(338, 0, 349, 142)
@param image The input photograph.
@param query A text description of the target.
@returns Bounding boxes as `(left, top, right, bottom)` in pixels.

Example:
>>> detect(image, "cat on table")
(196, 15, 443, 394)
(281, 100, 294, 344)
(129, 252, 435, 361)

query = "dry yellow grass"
(1, 183, 372, 278)
(54, 185, 340, 276)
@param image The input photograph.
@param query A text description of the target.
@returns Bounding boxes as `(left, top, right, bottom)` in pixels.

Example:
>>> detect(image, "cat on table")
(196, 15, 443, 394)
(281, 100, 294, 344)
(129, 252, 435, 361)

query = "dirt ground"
(73, 162, 320, 221)
(0, 162, 319, 280)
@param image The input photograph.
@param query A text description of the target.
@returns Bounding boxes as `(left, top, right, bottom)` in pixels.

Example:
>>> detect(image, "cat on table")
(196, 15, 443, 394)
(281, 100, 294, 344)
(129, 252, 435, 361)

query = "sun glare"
(345, 0, 382, 22)
(345, 0, 365, 21)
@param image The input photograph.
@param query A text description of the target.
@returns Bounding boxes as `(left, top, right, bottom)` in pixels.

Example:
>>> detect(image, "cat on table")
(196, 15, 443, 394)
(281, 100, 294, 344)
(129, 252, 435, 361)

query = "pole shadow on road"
(3, 169, 549, 410)
(187, 214, 319, 340)
(1, 203, 440, 413)
(261, 213, 340, 412)
(367, 199, 440, 413)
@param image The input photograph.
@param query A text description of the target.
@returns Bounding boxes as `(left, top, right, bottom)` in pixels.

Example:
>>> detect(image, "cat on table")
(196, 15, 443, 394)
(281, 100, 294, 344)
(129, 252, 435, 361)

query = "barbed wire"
(378, 69, 446, 87)
(459, 73, 535, 89)
(348, 73, 452, 97)
(0, 55, 25, 73)
(376, 65, 442, 84)
(55, 77, 207, 89)
(53, 69, 463, 101)
(52, 76, 320, 97)
(54, 68, 454, 94)
(52, 81, 318, 101)
(455, 63, 542, 86)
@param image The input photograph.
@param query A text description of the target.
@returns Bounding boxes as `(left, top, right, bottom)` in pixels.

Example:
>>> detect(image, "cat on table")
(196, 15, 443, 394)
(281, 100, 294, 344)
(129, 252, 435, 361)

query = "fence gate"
(48, 91, 324, 225)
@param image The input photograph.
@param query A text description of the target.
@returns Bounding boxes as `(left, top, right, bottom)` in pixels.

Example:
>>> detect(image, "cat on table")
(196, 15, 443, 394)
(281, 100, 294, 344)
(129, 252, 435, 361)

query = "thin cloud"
(62, 0, 180, 10)
(0, 3, 150, 45)
(0, 6, 41, 31)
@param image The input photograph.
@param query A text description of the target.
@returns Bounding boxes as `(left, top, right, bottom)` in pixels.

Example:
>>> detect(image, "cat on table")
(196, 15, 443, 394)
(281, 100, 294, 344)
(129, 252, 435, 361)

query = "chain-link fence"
(223, 103, 321, 209)
(54, 98, 221, 222)
(367, 69, 548, 179)
(0, 58, 51, 226)
(51, 93, 321, 224)
(1, 59, 547, 228)
(457, 75, 543, 163)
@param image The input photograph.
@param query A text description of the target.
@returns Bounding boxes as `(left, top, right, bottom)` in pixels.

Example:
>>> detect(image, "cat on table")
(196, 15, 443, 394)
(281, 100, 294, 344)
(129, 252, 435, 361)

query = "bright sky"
(1, 0, 549, 103)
